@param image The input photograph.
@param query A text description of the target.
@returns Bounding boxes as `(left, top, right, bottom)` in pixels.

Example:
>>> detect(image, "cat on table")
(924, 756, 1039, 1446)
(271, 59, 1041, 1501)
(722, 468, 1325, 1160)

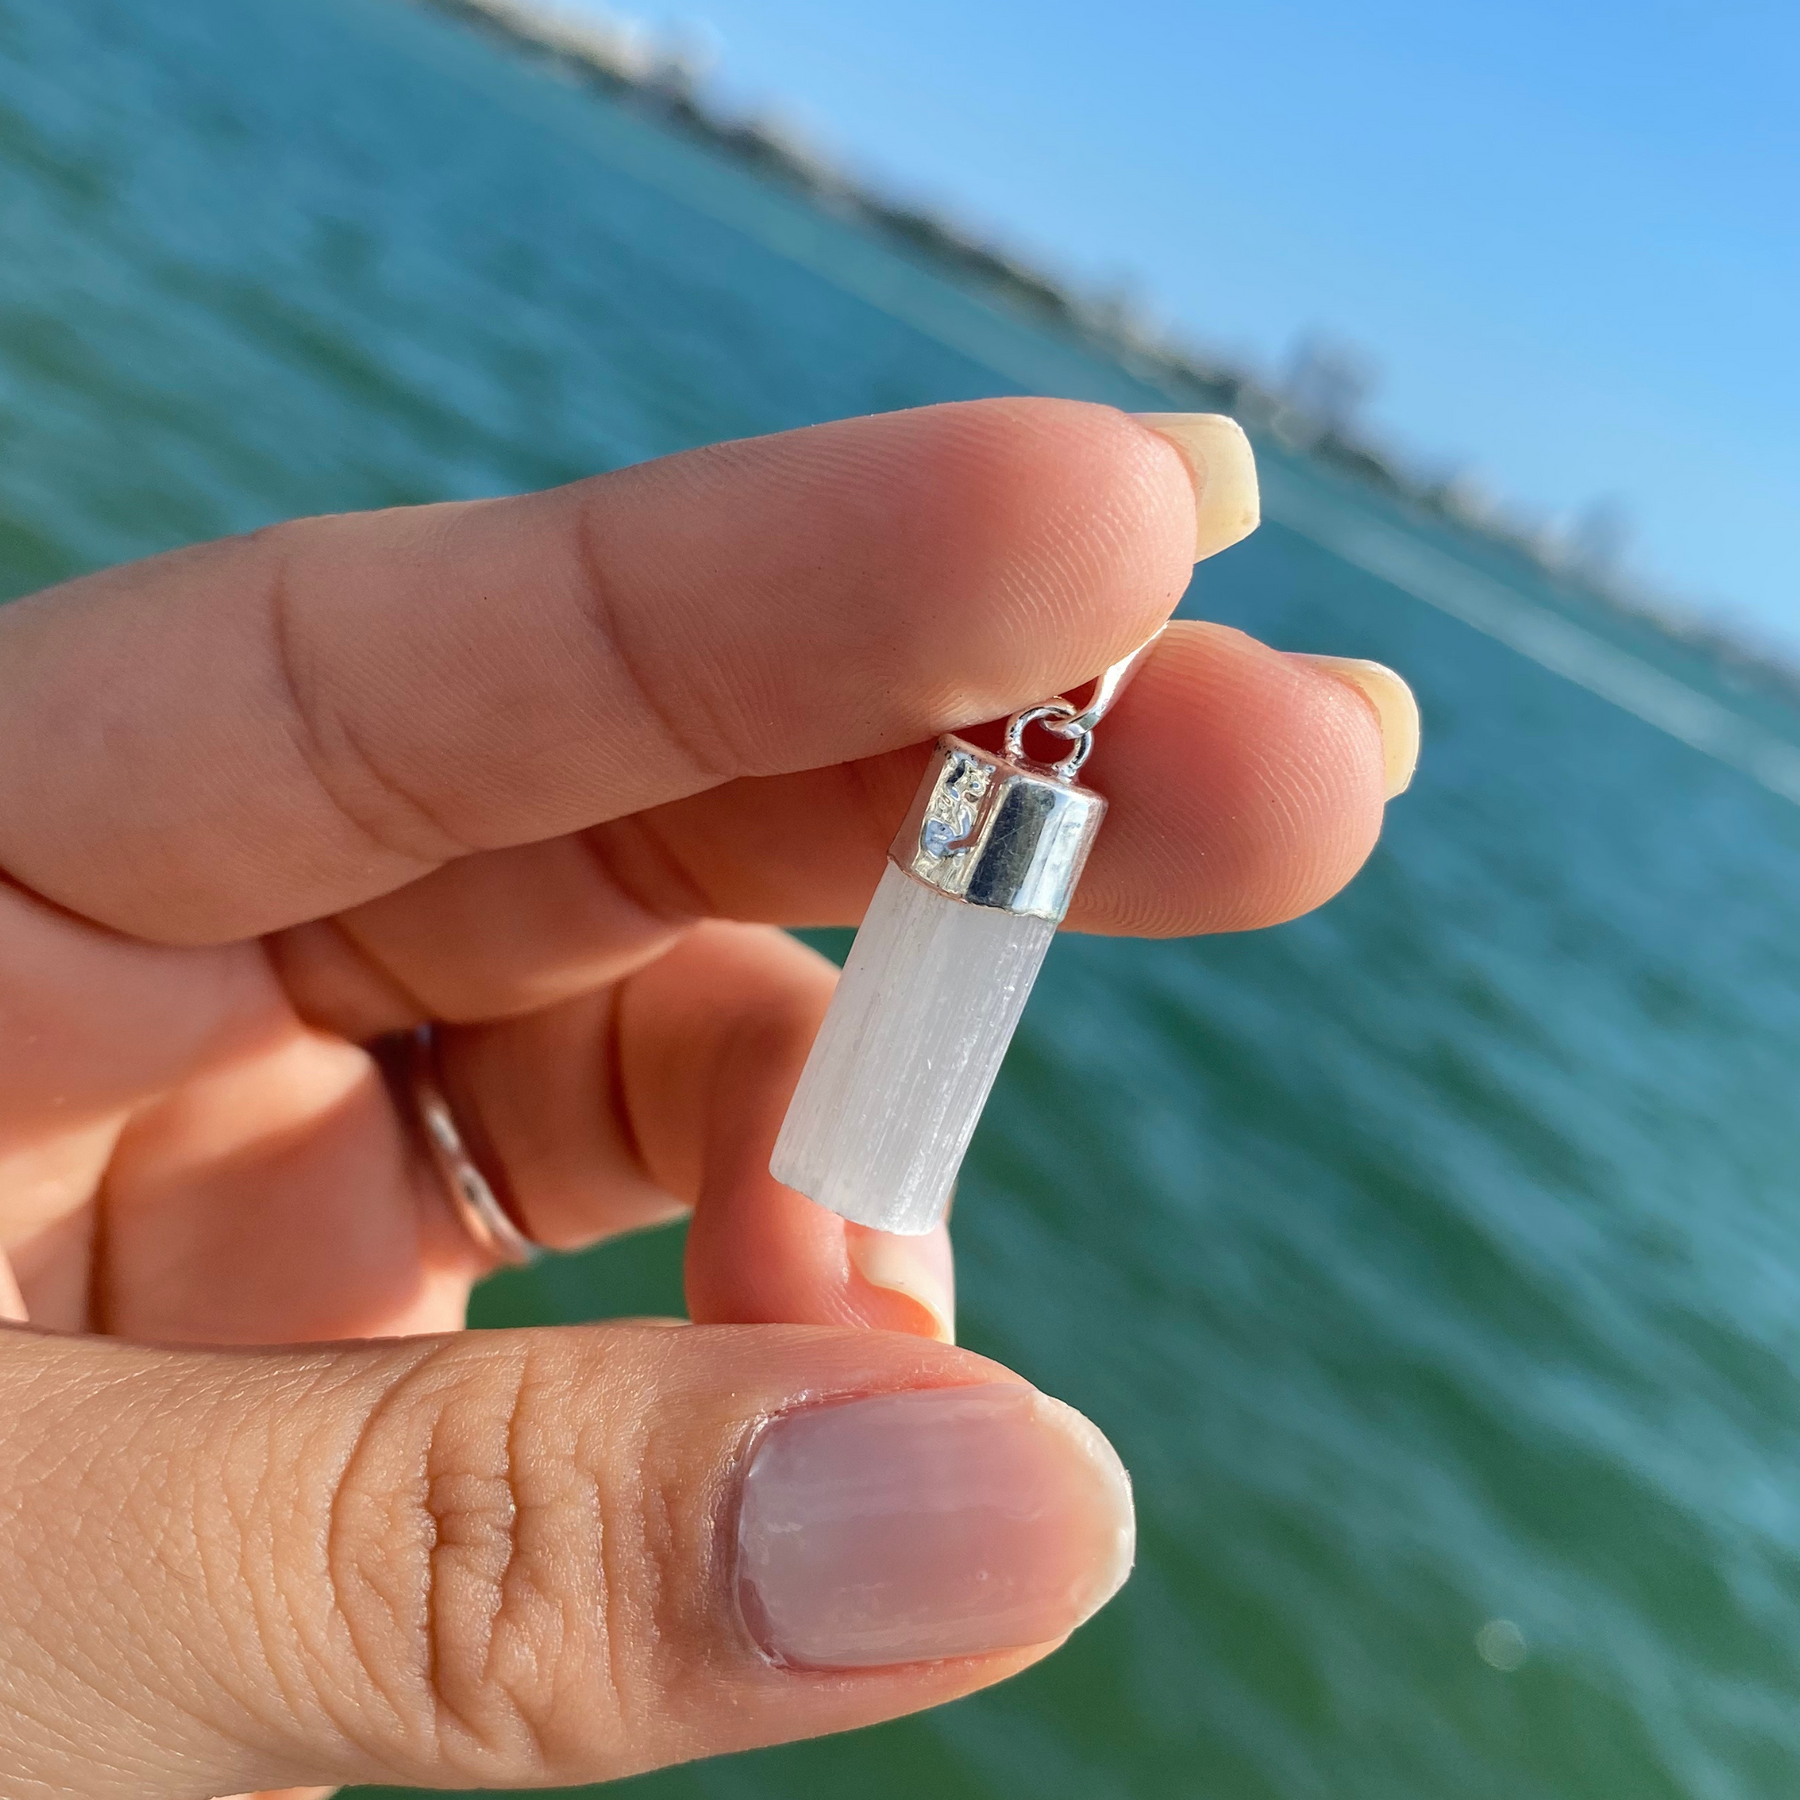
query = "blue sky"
(570, 0, 1796, 650)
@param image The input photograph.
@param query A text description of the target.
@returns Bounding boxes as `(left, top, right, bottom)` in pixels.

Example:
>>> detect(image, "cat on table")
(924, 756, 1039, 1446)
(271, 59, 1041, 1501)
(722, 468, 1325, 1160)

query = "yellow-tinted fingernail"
(1297, 656, 1421, 798)
(846, 1223, 956, 1343)
(1132, 412, 1261, 562)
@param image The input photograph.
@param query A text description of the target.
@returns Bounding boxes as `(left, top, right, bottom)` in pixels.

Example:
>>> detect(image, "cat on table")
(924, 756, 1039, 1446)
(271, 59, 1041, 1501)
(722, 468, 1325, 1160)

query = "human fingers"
(93, 1025, 483, 1345)
(0, 846, 505, 1340)
(0, 866, 304, 1329)
(216, 1789, 335, 1800)
(0, 1253, 25, 1324)
(0, 885, 939, 1343)
(430, 923, 955, 1340)
(555, 624, 1417, 941)
(0, 1323, 1133, 1797)
(0, 399, 1240, 945)
(274, 623, 1412, 1035)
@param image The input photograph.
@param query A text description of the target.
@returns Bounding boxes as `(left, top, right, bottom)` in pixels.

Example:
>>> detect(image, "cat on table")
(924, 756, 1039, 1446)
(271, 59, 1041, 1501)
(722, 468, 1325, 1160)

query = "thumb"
(0, 1323, 1133, 1798)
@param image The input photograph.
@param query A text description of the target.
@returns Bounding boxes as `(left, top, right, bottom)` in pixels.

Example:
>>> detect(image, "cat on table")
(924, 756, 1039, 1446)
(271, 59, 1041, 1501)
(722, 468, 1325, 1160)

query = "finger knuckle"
(252, 521, 474, 869)
(322, 1340, 634, 1785)
(567, 497, 740, 785)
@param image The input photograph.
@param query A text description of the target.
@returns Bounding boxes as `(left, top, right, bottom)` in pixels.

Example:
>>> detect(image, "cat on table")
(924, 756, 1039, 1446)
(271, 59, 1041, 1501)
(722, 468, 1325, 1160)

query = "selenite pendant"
(771, 636, 1160, 1235)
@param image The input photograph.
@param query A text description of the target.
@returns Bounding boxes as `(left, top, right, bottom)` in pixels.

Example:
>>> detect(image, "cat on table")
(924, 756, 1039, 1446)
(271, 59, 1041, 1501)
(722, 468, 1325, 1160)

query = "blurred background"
(3, 0, 1798, 1796)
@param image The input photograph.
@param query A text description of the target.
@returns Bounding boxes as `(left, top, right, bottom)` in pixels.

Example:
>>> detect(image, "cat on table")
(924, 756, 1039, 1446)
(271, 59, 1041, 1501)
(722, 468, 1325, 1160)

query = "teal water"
(6, 1, 1800, 1795)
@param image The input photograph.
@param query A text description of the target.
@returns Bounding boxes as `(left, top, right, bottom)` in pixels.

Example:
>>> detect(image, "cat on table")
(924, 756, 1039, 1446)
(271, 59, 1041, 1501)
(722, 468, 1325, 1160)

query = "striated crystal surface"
(771, 860, 1057, 1234)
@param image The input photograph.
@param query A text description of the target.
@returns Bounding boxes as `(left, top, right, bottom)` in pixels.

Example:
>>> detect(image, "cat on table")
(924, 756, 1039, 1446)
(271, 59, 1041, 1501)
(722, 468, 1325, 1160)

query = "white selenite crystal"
(771, 860, 1057, 1235)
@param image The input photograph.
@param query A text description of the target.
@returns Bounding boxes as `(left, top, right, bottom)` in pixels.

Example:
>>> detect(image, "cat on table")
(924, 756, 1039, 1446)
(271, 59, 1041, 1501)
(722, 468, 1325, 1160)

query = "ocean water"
(5, 1, 1800, 1796)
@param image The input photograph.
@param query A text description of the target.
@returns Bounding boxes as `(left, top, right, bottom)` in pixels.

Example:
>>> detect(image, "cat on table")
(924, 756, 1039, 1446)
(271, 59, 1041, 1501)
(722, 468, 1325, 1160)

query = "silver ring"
(399, 1025, 539, 1267)
(1002, 700, 1093, 780)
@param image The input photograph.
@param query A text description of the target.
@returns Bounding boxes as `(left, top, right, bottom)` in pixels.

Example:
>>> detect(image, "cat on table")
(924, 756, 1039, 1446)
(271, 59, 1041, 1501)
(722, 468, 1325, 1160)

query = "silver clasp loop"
(1001, 627, 1164, 782)
(1003, 700, 1092, 779)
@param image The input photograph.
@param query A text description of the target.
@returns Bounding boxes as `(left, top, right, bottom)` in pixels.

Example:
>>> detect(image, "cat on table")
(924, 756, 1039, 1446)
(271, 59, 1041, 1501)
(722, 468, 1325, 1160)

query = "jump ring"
(1003, 700, 1093, 779)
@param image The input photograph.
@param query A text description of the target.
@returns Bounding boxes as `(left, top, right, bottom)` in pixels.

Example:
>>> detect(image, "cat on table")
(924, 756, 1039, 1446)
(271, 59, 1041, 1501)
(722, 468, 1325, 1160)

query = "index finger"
(0, 399, 1236, 944)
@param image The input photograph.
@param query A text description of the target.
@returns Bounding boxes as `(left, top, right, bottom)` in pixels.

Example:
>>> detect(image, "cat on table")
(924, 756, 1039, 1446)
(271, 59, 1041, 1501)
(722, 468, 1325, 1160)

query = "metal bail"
(887, 630, 1163, 922)
(1039, 626, 1165, 744)
(1000, 625, 1166, 778)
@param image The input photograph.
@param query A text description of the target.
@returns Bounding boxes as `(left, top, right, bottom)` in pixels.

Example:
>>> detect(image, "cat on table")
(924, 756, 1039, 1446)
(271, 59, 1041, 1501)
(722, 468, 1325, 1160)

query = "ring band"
(399, 1025, 539, 1267)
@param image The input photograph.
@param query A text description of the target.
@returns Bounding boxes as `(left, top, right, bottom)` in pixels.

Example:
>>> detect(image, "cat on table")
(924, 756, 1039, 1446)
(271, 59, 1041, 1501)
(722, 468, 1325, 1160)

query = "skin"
(0, 399, 1389, 1798)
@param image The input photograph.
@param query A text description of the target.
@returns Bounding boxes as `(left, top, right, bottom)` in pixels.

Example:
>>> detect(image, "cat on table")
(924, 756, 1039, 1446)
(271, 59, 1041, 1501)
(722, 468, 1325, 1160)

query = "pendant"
(771, 633, 1162, 1235)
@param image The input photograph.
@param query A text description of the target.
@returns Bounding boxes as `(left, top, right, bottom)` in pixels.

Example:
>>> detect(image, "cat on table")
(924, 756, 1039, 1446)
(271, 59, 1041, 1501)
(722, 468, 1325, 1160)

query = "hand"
(0, 399, 1409, 1797)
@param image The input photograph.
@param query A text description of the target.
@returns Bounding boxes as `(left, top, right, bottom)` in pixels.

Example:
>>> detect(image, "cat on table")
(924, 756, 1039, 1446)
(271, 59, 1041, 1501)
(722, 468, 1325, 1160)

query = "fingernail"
(845, 1223, 956, 1343)
(737, 1383, 1135, 1668)
(1296, 655, 1421, 797)
(1132, 412, 1261, 561)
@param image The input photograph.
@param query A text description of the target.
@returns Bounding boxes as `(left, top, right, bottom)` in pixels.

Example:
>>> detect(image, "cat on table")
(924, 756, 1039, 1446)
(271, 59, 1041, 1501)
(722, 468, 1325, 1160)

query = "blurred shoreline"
(410, 0, 1798, 714)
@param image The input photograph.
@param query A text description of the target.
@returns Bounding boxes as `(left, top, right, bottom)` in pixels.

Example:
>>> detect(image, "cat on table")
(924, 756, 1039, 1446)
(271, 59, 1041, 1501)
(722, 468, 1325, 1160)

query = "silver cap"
(889, 734, 1106, 923)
